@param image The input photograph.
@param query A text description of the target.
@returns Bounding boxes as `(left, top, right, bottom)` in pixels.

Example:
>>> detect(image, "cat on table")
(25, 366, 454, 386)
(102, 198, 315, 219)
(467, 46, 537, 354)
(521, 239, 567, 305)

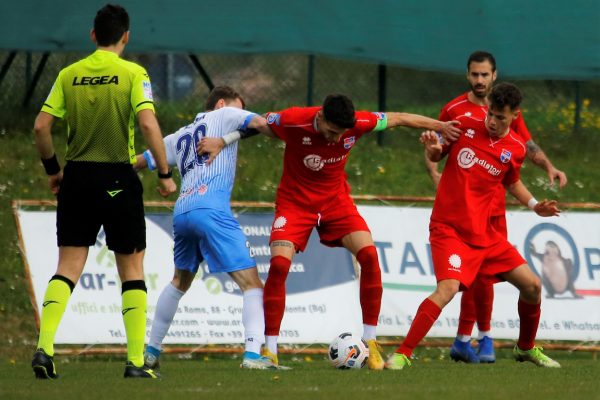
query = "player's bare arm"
(197, 115, 275, 164)
(423, 148, 441, 189)
(33, 111, 62, 195)
(506, 179, 560, 217)
(526, 139, 568, 188)
(138, 109, 177, 197)
(385, 112, 462, 142)
(420, 130, 444, 162)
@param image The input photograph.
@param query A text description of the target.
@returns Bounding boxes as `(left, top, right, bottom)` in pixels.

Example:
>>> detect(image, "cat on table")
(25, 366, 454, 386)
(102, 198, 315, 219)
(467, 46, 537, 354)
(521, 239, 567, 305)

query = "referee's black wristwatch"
(158, 169, 173, 179)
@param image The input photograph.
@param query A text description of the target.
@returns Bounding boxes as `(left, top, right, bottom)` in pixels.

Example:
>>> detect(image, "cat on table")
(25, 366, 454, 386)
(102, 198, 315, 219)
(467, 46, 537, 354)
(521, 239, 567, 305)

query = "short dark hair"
(94, 4, 129, 46)
(322, 94, 356, 129)
(204, 86, 245, 111)
(467, 51, 496, 72)
(488, 83, 523, 111)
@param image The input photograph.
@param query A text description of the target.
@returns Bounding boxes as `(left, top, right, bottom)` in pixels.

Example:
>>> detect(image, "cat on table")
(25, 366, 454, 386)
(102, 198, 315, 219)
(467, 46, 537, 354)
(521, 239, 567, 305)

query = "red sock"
(457, 288, 476, 336)
(397, 298, 441, 357)
(474, 281, 494, 332)
(356, 246, 382, 326)
(263, 256, 291, 336)
(517, 299, 541, 350)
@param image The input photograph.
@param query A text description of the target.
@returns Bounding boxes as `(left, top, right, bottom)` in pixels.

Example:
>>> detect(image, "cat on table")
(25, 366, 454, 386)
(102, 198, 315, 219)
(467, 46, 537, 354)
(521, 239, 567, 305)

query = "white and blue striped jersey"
(144, 106, 256, 216)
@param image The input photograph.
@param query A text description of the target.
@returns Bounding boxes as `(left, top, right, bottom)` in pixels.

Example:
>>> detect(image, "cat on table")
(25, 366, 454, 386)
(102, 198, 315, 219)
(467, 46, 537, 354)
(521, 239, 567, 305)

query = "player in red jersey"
(386, 83, 562, 370)
(199, 94, 462, 370)
(424, 51, 568, 363)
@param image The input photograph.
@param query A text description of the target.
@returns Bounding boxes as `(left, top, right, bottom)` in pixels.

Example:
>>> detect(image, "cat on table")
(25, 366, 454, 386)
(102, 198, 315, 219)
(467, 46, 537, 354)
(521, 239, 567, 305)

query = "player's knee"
(521, 276, 542, 302)
(172, 269, 195, 292)
(231, 269, 264, 292)
(434, 281, 459, 304)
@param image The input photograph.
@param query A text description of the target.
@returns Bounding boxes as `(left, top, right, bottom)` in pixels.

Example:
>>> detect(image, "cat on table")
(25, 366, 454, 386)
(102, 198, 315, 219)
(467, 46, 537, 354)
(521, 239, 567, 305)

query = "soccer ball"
(327, 332, 369, 369)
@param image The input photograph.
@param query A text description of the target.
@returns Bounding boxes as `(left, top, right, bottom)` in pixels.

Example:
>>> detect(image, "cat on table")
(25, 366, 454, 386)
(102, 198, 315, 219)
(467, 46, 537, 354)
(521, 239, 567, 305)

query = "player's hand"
(420, 130, 442, 149)
(197, 137, 225, 165)
(157, 177, 177, 198)
(533, 199, 561, 217)
(439, 120, 461, 142)
(48, 171, 62, 195)
(547, 167, 568, 189)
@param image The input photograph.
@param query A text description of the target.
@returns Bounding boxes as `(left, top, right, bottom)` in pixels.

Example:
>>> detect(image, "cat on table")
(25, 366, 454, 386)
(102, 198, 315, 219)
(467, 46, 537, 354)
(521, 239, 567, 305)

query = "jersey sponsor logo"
(143, 81, 153, 100)
(500, 149, 512, 163)
(267, 113, 281, 126)
(465, 129, 475, 138)
(302, 136, 312, 145)
(72, 75, 119, 86)
(457, 147, 501, 176)
(448, 254, 462, 271)
(273, 216, 287, 230)
(343, 136, 356, 149)
(303, 154, 325, 171)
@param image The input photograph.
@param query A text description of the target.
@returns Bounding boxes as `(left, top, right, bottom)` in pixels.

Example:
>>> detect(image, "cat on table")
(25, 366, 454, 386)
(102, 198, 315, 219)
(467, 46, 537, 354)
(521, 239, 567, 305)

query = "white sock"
(148, 283, 185, 350)
(362, 324, 377, 341)
(265, 335, 278, 355)
(478, 331, 492, 340)
(457, 335, 471, 342)
(242, 288, 264, 354)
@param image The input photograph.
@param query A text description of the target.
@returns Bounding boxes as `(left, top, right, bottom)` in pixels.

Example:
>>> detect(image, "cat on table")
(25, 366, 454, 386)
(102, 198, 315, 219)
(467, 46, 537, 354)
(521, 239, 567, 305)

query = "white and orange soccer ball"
(327, 332, 369, 369)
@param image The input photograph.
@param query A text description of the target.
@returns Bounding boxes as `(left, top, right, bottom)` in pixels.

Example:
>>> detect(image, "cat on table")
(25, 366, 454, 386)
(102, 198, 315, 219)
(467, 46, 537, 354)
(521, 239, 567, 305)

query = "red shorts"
(270, 198, 370, 252)
(429, 222, 526, 290)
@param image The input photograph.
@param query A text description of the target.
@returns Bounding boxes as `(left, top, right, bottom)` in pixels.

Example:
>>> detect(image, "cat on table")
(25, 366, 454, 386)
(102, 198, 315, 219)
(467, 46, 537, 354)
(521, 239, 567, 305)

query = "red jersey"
(439, 92, 532, 216)
(266, 107, 382, 211)
(430, 115, 526, 247)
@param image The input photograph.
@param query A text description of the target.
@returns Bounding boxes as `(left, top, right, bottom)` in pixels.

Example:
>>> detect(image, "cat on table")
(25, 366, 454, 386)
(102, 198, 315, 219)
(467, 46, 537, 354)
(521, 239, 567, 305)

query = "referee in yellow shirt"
(32, 4, 176, 379)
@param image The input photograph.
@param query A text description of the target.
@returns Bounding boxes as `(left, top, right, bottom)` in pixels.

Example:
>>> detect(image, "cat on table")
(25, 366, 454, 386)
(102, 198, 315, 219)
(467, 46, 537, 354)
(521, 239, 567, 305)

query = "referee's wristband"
(527, 198, 539, 210)
(41, 154, 61, 175)
(158, 170, 172, 179)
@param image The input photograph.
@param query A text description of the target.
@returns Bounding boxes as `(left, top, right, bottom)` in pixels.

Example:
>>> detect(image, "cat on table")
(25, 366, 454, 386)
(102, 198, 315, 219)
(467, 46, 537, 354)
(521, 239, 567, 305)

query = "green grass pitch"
(2, 349, 598, 400)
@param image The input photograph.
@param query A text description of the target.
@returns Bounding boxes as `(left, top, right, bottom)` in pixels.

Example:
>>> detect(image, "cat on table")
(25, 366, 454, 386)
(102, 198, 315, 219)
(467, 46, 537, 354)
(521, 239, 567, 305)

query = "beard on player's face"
(470, 82, 490, 98)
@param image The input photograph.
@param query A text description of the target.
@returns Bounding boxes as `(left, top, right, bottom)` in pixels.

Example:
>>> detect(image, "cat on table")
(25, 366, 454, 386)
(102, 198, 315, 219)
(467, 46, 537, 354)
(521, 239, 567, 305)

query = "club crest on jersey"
(267, 113, 281, 126)
(343, 136, 356, 149)
(500, 149, 512, 163)
(303, 154, 325, 171)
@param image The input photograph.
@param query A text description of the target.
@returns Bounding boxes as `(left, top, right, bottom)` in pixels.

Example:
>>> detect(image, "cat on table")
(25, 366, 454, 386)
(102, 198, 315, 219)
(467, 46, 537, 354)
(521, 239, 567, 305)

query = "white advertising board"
(359, 206, 600, 341)
(19, 206, 600, 343)
(19, 210, 361, 344)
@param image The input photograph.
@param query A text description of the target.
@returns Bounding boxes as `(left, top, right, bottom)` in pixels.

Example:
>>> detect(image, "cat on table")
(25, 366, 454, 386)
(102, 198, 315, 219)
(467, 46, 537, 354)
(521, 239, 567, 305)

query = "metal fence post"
(377, 64, 387, 146)
(306, 54, 315, 106)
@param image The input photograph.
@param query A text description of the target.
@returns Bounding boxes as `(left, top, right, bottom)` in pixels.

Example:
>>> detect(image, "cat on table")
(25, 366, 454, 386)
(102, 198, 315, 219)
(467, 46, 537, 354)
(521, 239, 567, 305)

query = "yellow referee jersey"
(41, 49, 155, 164)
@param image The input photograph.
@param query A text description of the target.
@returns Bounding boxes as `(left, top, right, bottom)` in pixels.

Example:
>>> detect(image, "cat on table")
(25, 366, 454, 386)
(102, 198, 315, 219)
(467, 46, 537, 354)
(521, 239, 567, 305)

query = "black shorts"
(56, 161, 146, 254)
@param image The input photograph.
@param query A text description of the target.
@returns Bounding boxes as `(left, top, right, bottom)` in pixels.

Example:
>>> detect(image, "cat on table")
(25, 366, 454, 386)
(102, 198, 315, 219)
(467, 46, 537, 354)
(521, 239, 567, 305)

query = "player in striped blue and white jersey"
(136, 86, 277, 370)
